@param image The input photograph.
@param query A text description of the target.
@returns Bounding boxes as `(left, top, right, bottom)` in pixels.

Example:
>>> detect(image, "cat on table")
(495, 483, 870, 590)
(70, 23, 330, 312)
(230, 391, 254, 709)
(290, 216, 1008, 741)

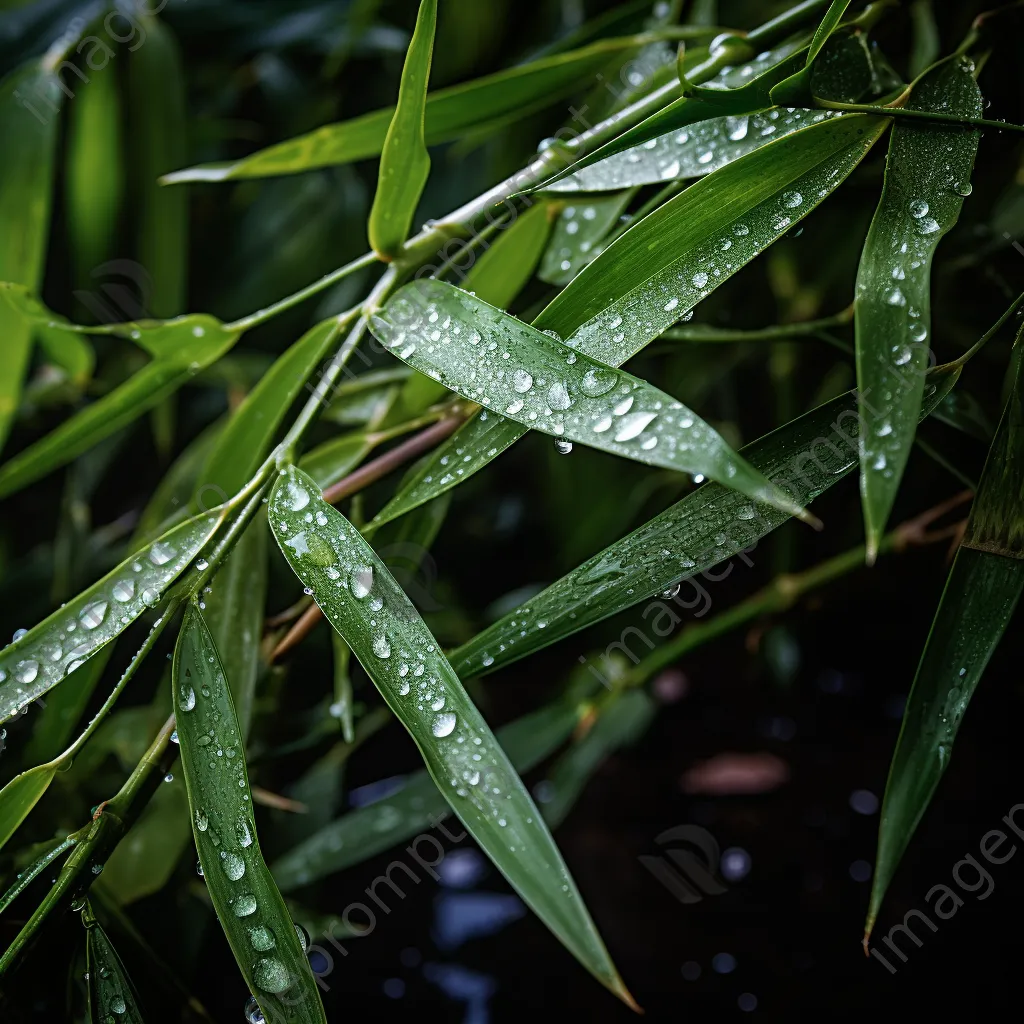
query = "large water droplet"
(244, 995, 265, 1024)
(149, 542, 176, 566)
(221, 852, 246, 881)
(692, 271, 709, 288)
(372, 634, 391, 659)
(432, 712, 457, 738)
(909, 199, 929, 218)
(233, 893, 258, 917)
(195, 809, 209, 832)
(726, 115, 748, 141)
(351, 567, 373, 599)
(782, 190, 803, 208)
(112, 579, 135, 603)
(249, 925, 276, 952)
(14, 660, 39, 684)
(512, 369, 534, 393)
(546, 381, 572, 411)
(236, 817, 254, 848)
(79, 600, 108, 630)
(554, 440, 573, 455)
(179, 686, 196, 712)
(614, 411, 658, 442)
(252, 957, 291, 994)
(916, 216, 940, 235)
(580, 368, 616, 397)
(286, 482, 310, 511)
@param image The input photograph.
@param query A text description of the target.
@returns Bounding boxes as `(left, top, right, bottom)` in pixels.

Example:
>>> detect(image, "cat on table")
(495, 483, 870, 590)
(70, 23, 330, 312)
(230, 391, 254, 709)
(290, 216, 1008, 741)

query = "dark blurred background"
(1, 0, 1023, 1020)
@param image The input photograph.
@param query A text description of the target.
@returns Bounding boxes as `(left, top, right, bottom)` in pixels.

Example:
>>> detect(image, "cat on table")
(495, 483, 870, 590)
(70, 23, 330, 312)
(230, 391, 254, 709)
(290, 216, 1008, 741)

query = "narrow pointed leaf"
(162, 35, 704, 184)
(371, 280, 811, 522)
(173, 603, 327, 1024)
(767, 0, 854, 104)
(867, 336, 1024, 938)
(199, 317, 344, 504)
(0, 763, 57, 853)
(0, 835, 75, 916)
(372, 113, 888, 527)
(272, 699, 580, 888)
(0, 289, 240, 498)
(300, 433, 375, 491)
(269, 466, 631, 1004)
(0, 507, 227, 722)
(86, 914, 147, 1024)
(855, 57, 982, 557)
(451, 367, 961, 679)
(368, 0, 436, 259)
(0, 63, 62, 453)
(539, 191, 635, 284)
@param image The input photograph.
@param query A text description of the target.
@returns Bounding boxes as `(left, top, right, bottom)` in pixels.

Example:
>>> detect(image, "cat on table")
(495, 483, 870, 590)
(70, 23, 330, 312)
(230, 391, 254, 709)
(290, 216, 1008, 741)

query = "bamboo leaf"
(272, 699, 580, 888)
(0, 289, 240, 498)
(0, 835, 76, 917)
(368, 0, 436, 259)
(299, 433, 375, 491)
(0, 507, 227, 723)
(450, 367, 961, 679)
(370, 280, 813, 522)
(268, 465, 633, 1006)
(0, 62, 61, 453)
(855, 56, 982, 560)
(173, 603, 326, 1024)
(199, 317, 345, 504)
(867, 335, 1024, 939)
(85, 910, 147, 1024)
(539, 192, 635, 283)
(162, 35, 703, 184)
(372, 113, 888, 527)
(0, 764, 57, 853)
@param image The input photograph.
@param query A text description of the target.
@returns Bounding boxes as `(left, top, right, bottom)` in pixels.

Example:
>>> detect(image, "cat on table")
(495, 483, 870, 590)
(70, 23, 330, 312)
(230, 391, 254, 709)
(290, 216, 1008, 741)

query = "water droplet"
(149, 541, 176, 566)
(249, 925, 276, 951)
(432, 712, 457, 738)
(108, 995, 127, 1014)
(692, 271, 709, 288)
(664, 297, 679, 312)
(79, 600, 108, 630)
(909, 322, 928, 342)
(351, 567, 373, 599)
(614, 411, 658, 442)
(953, 181, 973, 197)
(726, 115, 748, 141)
(236, 817, 254, 848)
(546, 381, 572, 410)
(372, 635, 391, 659)
(512, 369, 534, 393)
(554, 440, 573, 455)
(884, 287, 906, 307)
(916, 216, 940, 235)
(252, 957, 291, 994)
(220, 851, 246, 881)
(141, 587, 161, 607)
(782, 190, 803, 208)
(580, 367, 616, 397)
(233, 893, 258, 917)
(195, 809, 209, 831)
(112, 579, 135, 602)
(909, 199, 929, 219)
(170, 730, 179, 744)
(15, 660, 39, 684)
(732, 223, 749, 237)
(244, 995, 266, 1024)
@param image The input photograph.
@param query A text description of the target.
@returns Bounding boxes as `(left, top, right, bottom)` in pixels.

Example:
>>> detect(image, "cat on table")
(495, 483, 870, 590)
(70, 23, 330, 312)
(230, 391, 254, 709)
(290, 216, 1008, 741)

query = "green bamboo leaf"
(866, 336, 1024, 940)
(129, 12, 187, 317)
(539, 192, 635, 284)
(768, 0, 854, 104)
(855, 56, 982, 560)
(66, 59, 123, 288)
(0, 834, 76, 916)
(0, 62, 61, 453)
(368, 0, 436, 259)
(36, 327, 95, 390)
(372, 113, 888, 527)
(329, 630, 355, 744)
(0, 506, 227, 723)
(162, 34, 701, 184)
(269, 465, 633, 1005)
(199, 318, 345, 504)
(450, 367, 961, 679)
(543, 108, 843, 193)
(0, 764, 57, 853)
(173, 603, 326, 1024)
(299, 433, 375, 491)
(272, 698, 580, 888)
(85, 909, 147, 1024)
(0, 289, 240, 498)
(204, 518, 268, 741)
(370, 280, 812, 522)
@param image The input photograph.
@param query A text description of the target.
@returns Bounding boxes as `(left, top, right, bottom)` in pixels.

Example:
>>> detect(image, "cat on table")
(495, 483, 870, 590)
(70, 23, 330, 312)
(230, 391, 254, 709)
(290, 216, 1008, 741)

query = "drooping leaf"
(854, 56, 982, 559)
(0, 763, 57, 854)
(370, 280, 812, 522)
(85, 910, 147, 1024)
(767, 0, 855, 105)
(66, 52, 123, 290)
(372, 113, 889, 527)
(0, 506, 227, 722)
(368, 0, 436, 259)
(129, 11, 188, 318)
(0, 289, 240, 499)
(268, 466, 632, 1005)
(539, 191, 635, 284)
(162, 34, 706, 184)
(172, 603, 327, 1024)
(272, 698, 580, 888)
(198, 317, 345, 505)
(866, 334, 1024, 940)
(450, 366, 961, 679)
(0, 62, 61, 453)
